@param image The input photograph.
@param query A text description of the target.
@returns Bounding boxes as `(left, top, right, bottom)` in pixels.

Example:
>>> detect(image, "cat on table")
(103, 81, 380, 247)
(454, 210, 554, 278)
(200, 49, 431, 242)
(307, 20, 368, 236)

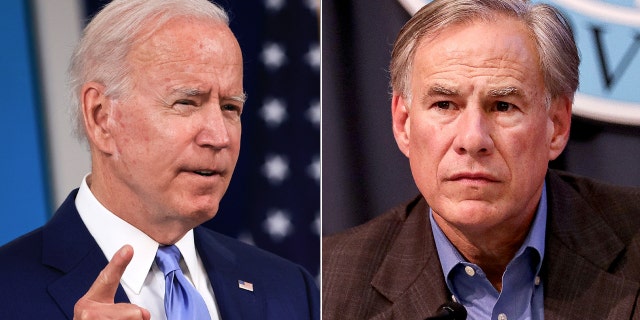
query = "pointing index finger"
(84, 244, 134, 303)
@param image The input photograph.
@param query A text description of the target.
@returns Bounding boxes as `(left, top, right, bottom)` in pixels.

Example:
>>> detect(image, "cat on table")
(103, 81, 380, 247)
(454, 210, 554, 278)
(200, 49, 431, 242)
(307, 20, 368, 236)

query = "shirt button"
(464, 266, 475, 277)
(535, 276, 541, 286)
(498, 313, 508, 320)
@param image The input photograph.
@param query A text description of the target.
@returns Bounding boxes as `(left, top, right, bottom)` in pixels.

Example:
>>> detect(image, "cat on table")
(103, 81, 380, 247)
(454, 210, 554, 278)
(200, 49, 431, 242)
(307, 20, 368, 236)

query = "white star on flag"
(311, 212, 320, 235)
(262, 154, 289, 184)
(307, 155, 320, 182)
(261, 42, 287, 70)
(237, 231, 255, 246)
(305, 43, 320, 70)
(305, 0, 319, 11)
(260, 98, 288, 127)
(263, 209, 293, 242)
(265, 0, 285, 11)
(306, 100, 320, 127)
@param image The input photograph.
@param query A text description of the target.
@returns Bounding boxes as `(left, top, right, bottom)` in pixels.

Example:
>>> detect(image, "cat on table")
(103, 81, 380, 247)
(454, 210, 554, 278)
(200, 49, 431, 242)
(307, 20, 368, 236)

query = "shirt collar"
(431, 182, 548, 281)
(75, 174, 200, 294)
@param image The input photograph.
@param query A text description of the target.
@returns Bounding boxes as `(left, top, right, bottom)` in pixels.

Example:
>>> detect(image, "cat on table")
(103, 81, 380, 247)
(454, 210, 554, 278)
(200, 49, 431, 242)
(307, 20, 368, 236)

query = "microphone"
(425, 301, 467, 320)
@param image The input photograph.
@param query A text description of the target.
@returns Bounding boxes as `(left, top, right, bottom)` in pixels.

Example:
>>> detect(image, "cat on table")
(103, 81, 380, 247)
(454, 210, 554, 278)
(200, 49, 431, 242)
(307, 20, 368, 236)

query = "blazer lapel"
(194, 228, 265, 320)
(43, 190, 129, 319)
(354, 172, 640, 320)
(370, 198, 450, 320)
(544, 240, 639, 320)
(544, 172, 640, 320)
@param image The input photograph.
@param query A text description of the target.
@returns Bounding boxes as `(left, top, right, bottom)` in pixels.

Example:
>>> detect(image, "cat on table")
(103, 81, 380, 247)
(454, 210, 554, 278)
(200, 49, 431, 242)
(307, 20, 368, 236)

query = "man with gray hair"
(0, 0, 319, 319)
(323, 0, 640, 319)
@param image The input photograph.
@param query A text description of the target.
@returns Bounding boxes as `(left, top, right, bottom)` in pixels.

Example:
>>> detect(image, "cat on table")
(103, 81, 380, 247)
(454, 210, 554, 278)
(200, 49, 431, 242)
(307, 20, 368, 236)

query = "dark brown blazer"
(323, 170, 640, 319)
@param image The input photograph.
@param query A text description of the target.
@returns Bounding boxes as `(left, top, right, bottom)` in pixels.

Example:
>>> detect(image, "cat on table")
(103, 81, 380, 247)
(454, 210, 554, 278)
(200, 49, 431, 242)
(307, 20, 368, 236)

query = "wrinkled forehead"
(129, 17, 242, 68)
(413, 16, 540, 73)
(120, 17, 244, 102)
(409, 17, 545, 95)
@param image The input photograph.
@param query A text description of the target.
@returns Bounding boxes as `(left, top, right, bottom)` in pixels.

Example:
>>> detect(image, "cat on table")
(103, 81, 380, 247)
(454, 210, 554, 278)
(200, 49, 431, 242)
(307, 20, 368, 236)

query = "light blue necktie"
(155, 245, 211, 320)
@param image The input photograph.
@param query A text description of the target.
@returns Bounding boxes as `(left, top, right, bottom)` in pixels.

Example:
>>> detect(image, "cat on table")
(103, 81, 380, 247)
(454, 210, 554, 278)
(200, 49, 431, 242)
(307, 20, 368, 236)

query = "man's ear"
(392, 92, 411, 158)
(81, 82, 116, 155)
(548, 95, 572, 161)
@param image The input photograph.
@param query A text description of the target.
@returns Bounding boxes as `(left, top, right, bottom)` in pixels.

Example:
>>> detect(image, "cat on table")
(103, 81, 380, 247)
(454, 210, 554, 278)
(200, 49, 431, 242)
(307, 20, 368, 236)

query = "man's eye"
(175, 100, 196, 106)
(222, 104, 242, 114)
(435, 101, 451, 110)
(496, 101, 514, 112)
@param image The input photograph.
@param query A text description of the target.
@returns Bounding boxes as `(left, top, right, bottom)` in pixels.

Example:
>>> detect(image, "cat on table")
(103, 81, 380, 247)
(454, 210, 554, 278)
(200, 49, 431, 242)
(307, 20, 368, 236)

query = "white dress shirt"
(75, 175, 221, 320)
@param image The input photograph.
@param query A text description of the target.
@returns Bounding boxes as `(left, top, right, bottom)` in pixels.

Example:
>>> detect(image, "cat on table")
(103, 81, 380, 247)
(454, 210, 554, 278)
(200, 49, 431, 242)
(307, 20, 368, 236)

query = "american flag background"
(0, 0, 320, 279)
(78, 2, 319, 283)
(207, 0, 321, 280)
(82, 0, 321, 279)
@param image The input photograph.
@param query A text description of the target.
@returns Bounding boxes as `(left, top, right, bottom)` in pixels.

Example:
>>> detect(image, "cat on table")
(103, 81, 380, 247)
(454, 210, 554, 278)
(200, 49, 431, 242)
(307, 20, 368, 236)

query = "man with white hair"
(323, 0, 640, 319)
(0, 0, 319, 319)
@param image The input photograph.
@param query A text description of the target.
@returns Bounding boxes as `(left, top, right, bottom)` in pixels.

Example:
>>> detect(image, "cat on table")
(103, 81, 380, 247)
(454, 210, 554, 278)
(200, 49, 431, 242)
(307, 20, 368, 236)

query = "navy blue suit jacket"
(0, 190, 319, 319)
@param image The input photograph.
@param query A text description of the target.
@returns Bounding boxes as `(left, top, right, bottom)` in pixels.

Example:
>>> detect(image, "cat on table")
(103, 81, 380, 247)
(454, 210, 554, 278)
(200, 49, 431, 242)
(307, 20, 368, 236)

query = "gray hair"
(390, 0, 579, 105)
(68, 0, 229, 140)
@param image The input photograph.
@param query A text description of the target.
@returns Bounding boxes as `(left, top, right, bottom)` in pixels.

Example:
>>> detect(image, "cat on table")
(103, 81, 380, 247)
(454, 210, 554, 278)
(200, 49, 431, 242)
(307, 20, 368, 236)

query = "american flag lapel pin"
(238, 280, 254, 292)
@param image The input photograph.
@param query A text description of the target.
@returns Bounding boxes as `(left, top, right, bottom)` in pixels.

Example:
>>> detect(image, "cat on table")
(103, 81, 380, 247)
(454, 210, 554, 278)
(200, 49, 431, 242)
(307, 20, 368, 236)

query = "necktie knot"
(155, 245, 211, 320)
(155, 245, 182, 276)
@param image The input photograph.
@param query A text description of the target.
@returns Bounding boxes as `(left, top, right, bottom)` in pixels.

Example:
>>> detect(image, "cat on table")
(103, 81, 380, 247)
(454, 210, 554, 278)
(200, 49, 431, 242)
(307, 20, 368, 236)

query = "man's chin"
(175, 198, 220, 222)
(435, 200, 502, 224)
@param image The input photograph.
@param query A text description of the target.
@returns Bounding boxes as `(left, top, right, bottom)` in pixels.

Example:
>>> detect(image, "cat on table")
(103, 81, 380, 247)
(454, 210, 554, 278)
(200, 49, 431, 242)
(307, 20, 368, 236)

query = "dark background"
(322, 0, 640, 235)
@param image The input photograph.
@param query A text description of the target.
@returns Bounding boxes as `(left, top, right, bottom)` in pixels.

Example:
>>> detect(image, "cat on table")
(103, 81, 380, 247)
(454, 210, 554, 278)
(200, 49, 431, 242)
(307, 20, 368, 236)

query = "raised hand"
(73, 245, 151, 320)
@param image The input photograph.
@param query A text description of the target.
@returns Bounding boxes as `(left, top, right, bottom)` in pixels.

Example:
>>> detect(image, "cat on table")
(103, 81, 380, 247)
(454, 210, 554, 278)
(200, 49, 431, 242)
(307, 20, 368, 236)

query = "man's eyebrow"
(419, 84, 458, 105)
(488, 87, 520, 97)
(171, 87, 207, 96)
(170, 88, 247, 104)
(428, 84, 458, 96)
(226, 92, 248, 104)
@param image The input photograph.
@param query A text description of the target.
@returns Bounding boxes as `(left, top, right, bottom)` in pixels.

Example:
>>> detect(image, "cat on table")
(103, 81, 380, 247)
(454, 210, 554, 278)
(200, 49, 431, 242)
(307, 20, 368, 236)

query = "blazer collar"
(41, 190, 268, 319)
(368, 171, 640, 319)
(370, 197, 450, 319)
(42, 189, 129, 319)
(544, 170, 639, 319)
(194, 228, 266, 319)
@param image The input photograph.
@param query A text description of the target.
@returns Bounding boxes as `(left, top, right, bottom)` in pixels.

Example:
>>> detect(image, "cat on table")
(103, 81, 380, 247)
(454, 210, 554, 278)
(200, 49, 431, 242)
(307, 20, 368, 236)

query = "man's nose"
(452, 107, 494, 156)
(195, 105, 231, 149)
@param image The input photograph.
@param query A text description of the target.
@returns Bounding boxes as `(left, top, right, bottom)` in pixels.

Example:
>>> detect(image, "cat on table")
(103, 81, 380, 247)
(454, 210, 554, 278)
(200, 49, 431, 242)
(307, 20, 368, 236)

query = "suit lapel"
(41, 191, 270, 319)
(369, 198, 449, 320)
(544, 239, 639, 320)
(194, 228, 265, 319)
(544, 172, 640, 320)
(42, 190, 129, 319)
(367, 172, 640, 320)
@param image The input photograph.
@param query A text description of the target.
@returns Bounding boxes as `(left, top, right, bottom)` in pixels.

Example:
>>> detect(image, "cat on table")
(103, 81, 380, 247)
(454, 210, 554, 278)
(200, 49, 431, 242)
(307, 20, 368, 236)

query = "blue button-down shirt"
(431, 185, 547, 320)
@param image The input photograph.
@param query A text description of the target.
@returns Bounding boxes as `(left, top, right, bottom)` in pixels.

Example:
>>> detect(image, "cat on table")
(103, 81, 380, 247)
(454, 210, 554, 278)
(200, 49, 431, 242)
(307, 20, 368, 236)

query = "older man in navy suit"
(0, 0, 318, 319)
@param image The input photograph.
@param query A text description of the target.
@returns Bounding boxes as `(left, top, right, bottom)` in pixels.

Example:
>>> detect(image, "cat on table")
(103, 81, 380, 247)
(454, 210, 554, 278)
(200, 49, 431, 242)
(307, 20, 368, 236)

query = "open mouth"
(194, 170, 215, 177)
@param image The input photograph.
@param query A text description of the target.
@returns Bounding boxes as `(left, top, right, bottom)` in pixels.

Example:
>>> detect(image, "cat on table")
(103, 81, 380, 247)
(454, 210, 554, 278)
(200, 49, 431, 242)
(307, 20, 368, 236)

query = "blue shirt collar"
(430, 183, 547, 286)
